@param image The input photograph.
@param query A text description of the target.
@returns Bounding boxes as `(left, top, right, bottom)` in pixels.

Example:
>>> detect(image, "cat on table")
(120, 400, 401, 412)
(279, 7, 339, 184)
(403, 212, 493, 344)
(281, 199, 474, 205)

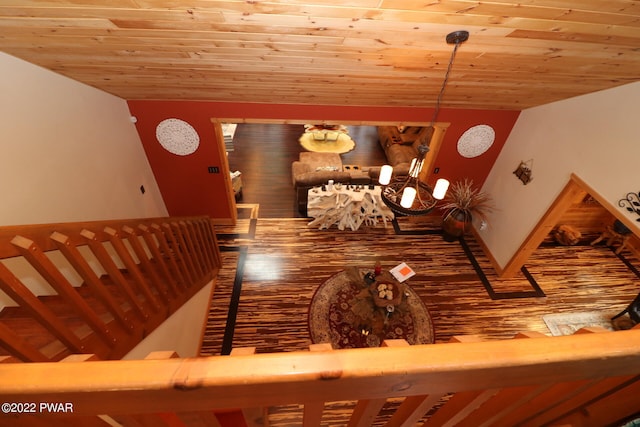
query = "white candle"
(400, 187, 417, 208)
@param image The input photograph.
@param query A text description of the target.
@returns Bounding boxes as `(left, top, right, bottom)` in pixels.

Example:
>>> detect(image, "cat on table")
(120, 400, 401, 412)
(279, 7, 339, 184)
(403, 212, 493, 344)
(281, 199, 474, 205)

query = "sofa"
(291, 152, 371, 215)
(377, 126, 432, 176)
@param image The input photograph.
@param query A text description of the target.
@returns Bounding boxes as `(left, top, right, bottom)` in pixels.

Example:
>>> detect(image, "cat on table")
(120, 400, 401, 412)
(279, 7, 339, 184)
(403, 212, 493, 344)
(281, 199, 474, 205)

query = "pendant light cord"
(429, 41, 462, 127)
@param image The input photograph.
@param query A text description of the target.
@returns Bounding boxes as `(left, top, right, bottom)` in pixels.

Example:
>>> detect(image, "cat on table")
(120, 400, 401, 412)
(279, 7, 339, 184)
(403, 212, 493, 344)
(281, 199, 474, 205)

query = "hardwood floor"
(226, 123, 387, 218)
(203, 213, 640, 351)
(213, 124, 640, 425)
(202, 213, 640, 425)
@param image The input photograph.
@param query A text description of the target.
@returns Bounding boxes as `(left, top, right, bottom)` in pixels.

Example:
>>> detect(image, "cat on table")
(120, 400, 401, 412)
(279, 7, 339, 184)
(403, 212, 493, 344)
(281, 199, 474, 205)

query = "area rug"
(308, 267, 434, 348)
(542, 311, 616, 336)
(299, 131, 356, 154)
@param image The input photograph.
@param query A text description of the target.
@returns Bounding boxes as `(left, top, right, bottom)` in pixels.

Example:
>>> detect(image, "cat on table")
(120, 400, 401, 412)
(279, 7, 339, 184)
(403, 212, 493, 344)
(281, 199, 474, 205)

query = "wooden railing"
(0, 216, 220, 362)
(1, 327, 639, 426)
(1, 217, 640, 425)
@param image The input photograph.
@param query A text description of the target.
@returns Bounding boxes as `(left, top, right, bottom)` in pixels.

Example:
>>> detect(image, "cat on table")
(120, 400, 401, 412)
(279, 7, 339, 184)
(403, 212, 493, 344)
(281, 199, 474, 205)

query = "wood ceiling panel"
(1, 0, 639, 110)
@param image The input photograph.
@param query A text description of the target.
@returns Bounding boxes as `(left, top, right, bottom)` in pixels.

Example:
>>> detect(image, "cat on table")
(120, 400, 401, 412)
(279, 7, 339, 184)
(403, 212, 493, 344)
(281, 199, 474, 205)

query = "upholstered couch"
(291, 152, 371, 215)
(377, 126, 430, 176)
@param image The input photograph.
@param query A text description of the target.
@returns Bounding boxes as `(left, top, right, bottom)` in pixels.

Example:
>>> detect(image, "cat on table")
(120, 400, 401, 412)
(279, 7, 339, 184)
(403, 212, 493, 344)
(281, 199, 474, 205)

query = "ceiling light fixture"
(379, 30, 469, 216)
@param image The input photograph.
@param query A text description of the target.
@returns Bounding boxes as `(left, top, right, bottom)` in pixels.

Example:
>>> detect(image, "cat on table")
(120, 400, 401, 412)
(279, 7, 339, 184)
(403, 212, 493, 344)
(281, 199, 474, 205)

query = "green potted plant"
(440, 179, 494, 241)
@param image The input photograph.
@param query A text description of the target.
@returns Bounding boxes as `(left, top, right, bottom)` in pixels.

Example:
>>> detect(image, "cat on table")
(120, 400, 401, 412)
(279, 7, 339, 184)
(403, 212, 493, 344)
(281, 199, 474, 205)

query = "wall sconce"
(618, 192, 640, 222)
(513, 160, 533, 185)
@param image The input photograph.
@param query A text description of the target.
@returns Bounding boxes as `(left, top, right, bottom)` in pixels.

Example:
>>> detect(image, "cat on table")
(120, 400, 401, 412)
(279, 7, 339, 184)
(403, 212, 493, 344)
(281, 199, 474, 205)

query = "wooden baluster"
(61, 353, 169, 427)
(0, 261, 86, 356)
(171, 222, 198, 285)
(423, 388, 500, 426)
(179, 221, 205, 279)
(139, 224, 180, 298)
(498, 381, 594, 426)
(184, 220, 209, 276)
(56, 355, 114, 426)
(553, 377, 640, 427)
(383, 340, 447, 427)
(0, 322, 50, 362)
(107, 351, 183, 427)
(186, 220, 212, 276)
(229, 347, 268, 427)
(153, 223, 188, 291)
(472, 385, 545, 427)
(162, 223, 194, 288)
(479, 331, 591, 427)
(523, 375, 640, 427)
(519, 326, 631, 427)
(80, 229, 148, 321)
(193, 218, 216, 276)
(104, 227, 160, 312)
(200, 218, 222, 268)
(149, 351, 224, 427)
(50, 232, 133, 334)
(11, 235, 116, 348)
(303, 343, 333, 427)
(348, 398, 387, 427)
(387, 394, 447, 427)
(348, 340, 414, 427)
(122, 226, 171, 305)
(441, 332, 548, 427)
(192, 219, 214, 272)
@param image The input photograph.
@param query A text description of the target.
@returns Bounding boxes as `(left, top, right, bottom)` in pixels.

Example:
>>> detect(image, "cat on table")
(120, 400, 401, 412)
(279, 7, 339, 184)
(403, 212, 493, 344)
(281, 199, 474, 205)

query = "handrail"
(0, 216, 220, 362)
(0, 330, 639, 426)
(1, 217, 640, 425)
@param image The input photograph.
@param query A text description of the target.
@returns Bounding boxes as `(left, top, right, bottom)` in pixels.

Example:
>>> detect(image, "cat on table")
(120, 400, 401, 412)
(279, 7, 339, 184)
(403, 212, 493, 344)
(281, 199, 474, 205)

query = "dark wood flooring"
(214, 124, 640, 425)
(226, 123, 387, 218)
(203, 213, 640, 425)
(203, 214, 640, 355)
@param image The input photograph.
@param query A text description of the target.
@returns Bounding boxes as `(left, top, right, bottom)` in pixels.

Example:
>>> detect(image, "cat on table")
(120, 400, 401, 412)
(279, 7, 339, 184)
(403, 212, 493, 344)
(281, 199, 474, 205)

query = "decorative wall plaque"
(155, 118, 200, 156)
(457, 124, 495, 158)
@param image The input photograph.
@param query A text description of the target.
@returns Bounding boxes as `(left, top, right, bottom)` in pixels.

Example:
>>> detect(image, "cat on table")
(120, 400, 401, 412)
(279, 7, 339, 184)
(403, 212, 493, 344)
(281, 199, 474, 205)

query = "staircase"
(0, 216, 219, 361)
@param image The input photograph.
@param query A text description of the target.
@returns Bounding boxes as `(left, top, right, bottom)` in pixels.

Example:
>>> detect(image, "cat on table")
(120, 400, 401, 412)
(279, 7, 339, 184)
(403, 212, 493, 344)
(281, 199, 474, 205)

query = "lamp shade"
(432, 178, 450, 200)
(400, 187, 417, 208)
(378, 165, 393, 185)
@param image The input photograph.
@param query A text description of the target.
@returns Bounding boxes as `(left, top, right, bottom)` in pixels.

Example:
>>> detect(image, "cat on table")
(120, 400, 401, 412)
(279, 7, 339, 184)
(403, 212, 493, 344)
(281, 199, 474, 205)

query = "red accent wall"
(128, 101, 520, 220)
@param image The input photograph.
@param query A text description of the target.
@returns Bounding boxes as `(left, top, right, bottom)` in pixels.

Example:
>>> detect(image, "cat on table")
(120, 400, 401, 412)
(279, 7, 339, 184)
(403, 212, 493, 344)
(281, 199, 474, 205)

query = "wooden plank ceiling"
(1, 0, 639, 110)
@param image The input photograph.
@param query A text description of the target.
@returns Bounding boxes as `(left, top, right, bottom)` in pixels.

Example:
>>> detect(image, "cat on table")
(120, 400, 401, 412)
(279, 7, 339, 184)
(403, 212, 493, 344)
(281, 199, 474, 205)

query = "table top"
(308, 184, 382, 202)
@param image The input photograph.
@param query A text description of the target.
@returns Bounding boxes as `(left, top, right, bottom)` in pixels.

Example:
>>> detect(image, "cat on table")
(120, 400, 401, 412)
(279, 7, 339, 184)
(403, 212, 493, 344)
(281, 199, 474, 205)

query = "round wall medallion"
(156, 118, 200, 156)
(457, 124, 495, 158)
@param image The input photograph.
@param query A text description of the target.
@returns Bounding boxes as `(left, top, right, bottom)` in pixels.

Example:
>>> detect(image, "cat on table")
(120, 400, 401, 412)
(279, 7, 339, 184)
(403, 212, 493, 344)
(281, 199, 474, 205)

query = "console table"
(307, 184, 394, 231)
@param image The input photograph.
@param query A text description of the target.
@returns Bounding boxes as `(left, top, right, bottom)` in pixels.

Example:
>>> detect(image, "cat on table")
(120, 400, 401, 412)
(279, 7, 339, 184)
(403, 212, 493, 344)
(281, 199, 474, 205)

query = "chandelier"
(379, 30, 469, 216)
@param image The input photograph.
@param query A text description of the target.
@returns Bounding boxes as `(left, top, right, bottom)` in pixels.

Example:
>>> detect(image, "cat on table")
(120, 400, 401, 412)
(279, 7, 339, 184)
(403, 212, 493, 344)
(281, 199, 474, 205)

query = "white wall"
(123, 282, 214, 359)
(0, 52, 167, 225)
(0, 55, 210, 359)
(481, 81, 640, 268)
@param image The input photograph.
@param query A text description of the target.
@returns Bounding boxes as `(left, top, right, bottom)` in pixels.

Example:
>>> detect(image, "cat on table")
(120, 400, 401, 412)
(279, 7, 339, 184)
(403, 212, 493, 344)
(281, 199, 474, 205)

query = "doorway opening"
(210, 119, 446, 219)
(500, 173, 639, 278)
